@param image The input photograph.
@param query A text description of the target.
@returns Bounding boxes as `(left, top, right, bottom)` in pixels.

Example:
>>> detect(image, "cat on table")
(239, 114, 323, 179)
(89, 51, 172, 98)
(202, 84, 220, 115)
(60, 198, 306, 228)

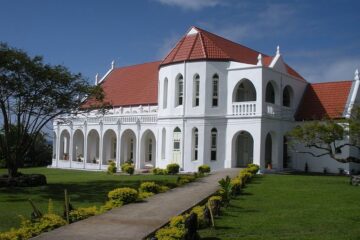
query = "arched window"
(161, 128, 166, 159)
(173, 127, 182, 165)
(176, 75, 184, 106)
(163, 78, 168, 109)
(211, 128, 217, 161)
(148, 138, 153, 161)
(193, 74, 200, 107)
(192, 128, 199, 161)
(130, 139, 134, 160)
(212, 74, 219, 107)
(234, 79, 256, 102)
(265, 82, 275, 104)
(283, 86, 293, 107)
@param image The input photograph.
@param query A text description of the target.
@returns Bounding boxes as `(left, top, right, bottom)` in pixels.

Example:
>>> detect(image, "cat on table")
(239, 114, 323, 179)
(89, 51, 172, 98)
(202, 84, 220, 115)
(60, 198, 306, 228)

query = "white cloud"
(154, 0, 222, 10)
(155, 32, 182, 59)
(296, 58, 360, 83)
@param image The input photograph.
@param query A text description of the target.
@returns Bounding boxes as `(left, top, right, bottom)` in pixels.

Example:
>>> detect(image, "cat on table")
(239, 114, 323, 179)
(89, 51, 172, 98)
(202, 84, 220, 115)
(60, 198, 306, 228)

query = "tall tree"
(288, 105, 360, 163)
(0, 43, 105, 178)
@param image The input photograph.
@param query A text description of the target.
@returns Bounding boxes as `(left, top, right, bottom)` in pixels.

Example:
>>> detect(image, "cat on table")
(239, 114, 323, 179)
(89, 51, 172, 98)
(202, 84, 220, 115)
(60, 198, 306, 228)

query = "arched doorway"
(103, 129, 117, 165)
(72, 129, 84, 162)
(140, 130, 156, 168)
(59, 130, 70, 160)
(52, 132, 57, 160)
(233, 79, 257, 102)
(283, 136, 291, 168)
(283, 86, 293, 107)
(233, 131, 254, 167)
(87, 130, 100, 164)
(172, 127, 182, 166)
(265, 82, 276, 104)
(121, 129, 136, 165)
(265, 133, 272, 168)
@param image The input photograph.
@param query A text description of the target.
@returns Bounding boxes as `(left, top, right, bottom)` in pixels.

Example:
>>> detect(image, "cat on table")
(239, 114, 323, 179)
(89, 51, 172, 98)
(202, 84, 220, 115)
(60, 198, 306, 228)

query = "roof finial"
(257, 53, 263, 66)
(95, 73, 99, 85)
(276, 45, 280, 56)
(355, 69, 359, 81)
(111, 60, 115, 70)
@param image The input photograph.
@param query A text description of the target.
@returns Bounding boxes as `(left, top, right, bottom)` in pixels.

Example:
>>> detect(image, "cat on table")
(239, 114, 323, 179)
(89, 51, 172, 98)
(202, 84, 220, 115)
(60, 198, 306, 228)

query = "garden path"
(33, 168, 239, 240)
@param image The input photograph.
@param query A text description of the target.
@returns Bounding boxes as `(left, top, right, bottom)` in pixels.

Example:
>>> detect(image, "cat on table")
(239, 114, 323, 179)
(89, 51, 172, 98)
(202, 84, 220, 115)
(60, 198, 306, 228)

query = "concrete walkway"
(34, 169, 239, 240)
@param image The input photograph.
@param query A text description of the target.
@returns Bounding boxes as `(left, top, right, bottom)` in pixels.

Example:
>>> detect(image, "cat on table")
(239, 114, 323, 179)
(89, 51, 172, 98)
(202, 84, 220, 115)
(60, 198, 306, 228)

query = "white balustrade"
(232, 102, 257, 116)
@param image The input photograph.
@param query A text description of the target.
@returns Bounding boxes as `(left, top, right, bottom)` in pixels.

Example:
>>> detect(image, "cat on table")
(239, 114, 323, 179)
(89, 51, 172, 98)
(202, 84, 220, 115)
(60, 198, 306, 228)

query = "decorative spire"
(276, 45, 280, 56)
(111, 60, 115, 70)
(257, 53, 263, 66)
(355, 69, 359, 81)
(95, 73, 99, 85)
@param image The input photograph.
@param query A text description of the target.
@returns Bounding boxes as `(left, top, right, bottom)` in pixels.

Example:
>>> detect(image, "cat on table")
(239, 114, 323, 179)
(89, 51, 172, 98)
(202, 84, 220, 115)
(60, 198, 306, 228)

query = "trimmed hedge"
(107, 161, 117, 174)
(69, 206, 99, 223)
(108, 187, 138, 204)
(121, 163, 135, 175)
(198, 165, 211, 174)
(152, 168, 168, 175)
(140, 181, 161, 194)
(166, 163, 180, 174)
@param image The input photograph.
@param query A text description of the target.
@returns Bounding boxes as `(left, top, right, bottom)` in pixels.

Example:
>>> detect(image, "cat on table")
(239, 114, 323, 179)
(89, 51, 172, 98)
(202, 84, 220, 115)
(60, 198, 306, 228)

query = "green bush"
(198, 164, 211, 174)
(100, 200, 123, 212)
(231, 177, 242, 195)
(177, 175, 196, 185)
(155, 226, 186, 240)
(247, 163, 260, 174)
(140, 181, 161, 194)
(0, 214, 67, 240)
(208, 195, 222, 216)
(108, 187, 138, 204)
(166, 163, 180, 174)
(152, 167, 168, 175)
(107, 161, 117, 174)
(69, 206, 99, 223)
(121, 163, 135, 175)
(137, 191, 155, 201)
(239, 169, 253, 183)
(169, 215, 186, 228)
(190, 205, 207, 229)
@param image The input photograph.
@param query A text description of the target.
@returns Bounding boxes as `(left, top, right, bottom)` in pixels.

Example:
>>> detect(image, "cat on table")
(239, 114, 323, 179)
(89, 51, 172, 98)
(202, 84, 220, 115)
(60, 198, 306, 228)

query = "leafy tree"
(0, 42, 105, 178)
(288, 105, 360, 163)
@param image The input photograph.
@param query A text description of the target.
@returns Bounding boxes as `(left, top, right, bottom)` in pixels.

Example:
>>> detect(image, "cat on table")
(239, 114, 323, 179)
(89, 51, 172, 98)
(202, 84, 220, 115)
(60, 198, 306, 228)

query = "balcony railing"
(232, 102, 257, 116)
(231, 102, 294, 119)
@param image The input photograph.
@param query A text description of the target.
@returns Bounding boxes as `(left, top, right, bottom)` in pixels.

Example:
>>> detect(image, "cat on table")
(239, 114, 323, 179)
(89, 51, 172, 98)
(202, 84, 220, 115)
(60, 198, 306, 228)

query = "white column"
(99, 121, 103, 170)
(69, 125, 73, 168)
(83, 121, 87, 169)
(116, 121, 122, 170)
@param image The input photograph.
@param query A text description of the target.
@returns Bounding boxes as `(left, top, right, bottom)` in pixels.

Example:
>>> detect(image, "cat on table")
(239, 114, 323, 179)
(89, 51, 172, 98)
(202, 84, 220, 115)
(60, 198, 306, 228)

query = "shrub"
(218, 176, 232, 206)
(208, 195, 222, 216)
(167, 163, 180, 174)
(108, 187, 138, 204)
(121, 163, 135, 175)
(159, 185, 170, 193)
(169, 215, 186, 228)
(107, 161, 117, 174)
(137, 191, 155, 201)
(152, 168, 168, 175)
(247, 164, 260, 174)
(239, 169, 253, 183)
(177, 175, 196, 185)
(69, 206, 99, 223)
(198, 164, 211, 174)
(100, 200, 123, 212)
(190, 205, 207, 229)
(231, 177, 242, 195)
(140, 181, 161, 194)
(155, 226, 186, 240)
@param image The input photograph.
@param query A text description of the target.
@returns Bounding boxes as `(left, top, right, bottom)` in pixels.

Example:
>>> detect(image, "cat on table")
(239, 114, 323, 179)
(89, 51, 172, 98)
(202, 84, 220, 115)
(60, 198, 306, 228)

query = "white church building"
(51, 26, 360, 174)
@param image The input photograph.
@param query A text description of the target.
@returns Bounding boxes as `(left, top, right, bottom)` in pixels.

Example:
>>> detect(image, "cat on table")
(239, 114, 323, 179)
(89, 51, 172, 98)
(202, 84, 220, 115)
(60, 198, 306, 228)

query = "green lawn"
(0, 167, 178, 232)
(199, 174, 360, 240)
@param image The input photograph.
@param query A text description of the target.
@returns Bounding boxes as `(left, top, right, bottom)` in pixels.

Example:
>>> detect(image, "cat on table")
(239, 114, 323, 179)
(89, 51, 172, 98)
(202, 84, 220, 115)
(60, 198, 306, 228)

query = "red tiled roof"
(84, 61, 160, 107)
(296, 81, 353, 120)
(161, 26, 306, 81)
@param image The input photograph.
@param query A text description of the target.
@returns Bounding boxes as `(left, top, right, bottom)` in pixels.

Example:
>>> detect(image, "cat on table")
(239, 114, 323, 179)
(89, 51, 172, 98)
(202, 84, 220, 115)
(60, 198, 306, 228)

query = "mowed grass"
(199, 174, 360, 240)
(0, 167, 178, 232)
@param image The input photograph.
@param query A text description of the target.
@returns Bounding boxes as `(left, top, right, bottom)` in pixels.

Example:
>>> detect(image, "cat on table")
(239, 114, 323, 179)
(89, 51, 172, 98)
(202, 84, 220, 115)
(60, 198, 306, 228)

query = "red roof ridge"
(193, 26, 269, 57)
(309, 80, 353, 85)
(198, 32, 207, 58)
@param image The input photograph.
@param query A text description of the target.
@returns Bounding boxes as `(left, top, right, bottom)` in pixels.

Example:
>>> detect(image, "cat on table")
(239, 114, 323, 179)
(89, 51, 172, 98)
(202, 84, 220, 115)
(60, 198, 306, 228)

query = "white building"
(51, 26, 360, 174)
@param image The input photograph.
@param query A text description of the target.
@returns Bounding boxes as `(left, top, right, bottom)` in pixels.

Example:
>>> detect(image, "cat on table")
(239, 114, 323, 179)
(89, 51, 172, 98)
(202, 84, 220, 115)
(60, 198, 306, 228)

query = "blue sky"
(1, 0, 359, 83)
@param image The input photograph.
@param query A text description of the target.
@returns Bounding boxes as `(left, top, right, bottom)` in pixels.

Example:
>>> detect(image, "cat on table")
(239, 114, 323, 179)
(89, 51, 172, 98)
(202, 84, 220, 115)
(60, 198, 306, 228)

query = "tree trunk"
(7, 157, 19, 179)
